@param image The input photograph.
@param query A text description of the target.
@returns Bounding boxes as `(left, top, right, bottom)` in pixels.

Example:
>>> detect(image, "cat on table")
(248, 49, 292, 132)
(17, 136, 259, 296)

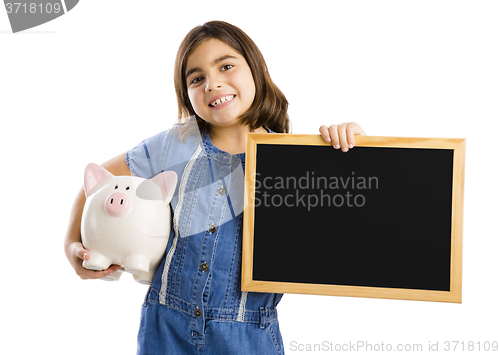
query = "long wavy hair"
(174, 21, 290, 139)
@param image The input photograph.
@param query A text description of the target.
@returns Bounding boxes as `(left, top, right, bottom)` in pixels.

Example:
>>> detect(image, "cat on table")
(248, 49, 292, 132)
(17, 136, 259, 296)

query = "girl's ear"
(84, 163, 114, 197)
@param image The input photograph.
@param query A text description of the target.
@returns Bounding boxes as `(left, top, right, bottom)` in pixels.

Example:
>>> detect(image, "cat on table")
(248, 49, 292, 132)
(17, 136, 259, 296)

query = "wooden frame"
(242, 134, 465, 303)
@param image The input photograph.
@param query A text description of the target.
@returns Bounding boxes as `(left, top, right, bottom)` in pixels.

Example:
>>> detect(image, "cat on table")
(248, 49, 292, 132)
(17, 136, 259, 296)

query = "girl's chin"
(207, 119, 241, 127)
(204, 112, 243, 126)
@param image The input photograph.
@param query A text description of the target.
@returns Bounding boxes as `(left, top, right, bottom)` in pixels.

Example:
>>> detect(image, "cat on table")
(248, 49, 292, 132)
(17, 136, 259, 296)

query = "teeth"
(210, 95, 234, 107)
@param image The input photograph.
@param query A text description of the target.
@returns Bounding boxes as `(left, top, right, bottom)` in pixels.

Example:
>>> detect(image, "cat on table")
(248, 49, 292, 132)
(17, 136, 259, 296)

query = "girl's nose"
(204, 76, 222, 92)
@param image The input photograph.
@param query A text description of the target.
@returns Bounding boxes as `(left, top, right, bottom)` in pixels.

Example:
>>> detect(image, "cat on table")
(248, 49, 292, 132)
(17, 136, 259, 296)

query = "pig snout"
(104, 192, 131, 217)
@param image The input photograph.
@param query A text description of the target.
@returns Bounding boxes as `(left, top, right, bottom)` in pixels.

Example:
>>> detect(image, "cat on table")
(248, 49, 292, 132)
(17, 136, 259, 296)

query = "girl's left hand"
(319, 122, 366, 152)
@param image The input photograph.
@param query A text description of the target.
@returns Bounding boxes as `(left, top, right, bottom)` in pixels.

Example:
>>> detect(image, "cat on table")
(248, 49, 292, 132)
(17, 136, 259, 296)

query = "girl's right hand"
(66, 241, 121, 280)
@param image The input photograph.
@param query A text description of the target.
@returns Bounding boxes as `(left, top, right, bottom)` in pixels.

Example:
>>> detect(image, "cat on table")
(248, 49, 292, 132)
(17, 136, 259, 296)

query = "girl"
(64, 21, 366, 354)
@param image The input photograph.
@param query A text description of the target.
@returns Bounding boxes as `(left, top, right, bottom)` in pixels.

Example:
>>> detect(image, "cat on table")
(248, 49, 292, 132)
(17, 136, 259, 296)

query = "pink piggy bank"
(81, 163, 177, 284)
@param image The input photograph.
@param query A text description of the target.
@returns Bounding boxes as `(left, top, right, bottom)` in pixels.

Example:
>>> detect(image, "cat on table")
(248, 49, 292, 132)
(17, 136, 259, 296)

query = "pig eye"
(126, 186, 130, 190)
(114, 185, 118, 189)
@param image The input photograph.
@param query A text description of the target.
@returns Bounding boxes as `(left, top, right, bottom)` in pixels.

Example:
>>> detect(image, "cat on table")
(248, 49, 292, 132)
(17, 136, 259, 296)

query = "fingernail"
(342, 147, 348, 152)
(325, 137, 331, 142)
(82, 252, 87, 260)
(334, 144, 340, 149)
(349, 143, 354, 148)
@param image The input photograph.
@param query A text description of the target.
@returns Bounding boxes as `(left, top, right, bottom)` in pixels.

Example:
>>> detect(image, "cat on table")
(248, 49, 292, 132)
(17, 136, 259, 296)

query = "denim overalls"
(126, 123, 284, 354)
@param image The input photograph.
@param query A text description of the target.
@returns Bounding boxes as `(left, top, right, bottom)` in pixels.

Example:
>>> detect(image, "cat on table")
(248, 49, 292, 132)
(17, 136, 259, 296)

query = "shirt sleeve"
(126, 130, 171, 179)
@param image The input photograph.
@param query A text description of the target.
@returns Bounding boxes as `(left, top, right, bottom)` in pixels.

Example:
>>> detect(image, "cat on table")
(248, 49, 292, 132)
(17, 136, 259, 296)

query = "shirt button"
(195, 309, 202, 317)
(200, 262, 208, 272)
(218, 186, 225, 195)
(209, 223, 217, 233)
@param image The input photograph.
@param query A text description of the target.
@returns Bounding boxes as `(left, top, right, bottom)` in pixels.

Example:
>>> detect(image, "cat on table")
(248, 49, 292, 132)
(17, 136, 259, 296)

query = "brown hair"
(174, 21, 290, 138)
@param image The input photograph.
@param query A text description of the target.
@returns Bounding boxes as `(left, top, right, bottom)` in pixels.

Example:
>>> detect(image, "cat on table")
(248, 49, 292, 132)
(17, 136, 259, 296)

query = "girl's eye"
(190, 76, 203, 85)
(221, 64, 233, 71)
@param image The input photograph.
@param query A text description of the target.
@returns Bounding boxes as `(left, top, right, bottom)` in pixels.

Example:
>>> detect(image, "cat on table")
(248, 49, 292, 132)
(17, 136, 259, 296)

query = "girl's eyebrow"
(186, 55, 238, 78)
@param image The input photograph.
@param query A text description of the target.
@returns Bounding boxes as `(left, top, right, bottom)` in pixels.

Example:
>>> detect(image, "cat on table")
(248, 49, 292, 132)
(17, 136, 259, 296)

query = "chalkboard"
(242, 135, 465, 303)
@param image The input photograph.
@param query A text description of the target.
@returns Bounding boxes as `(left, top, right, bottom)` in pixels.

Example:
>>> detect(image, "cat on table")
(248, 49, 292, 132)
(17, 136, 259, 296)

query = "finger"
(347, 123, 367, 149)
(78, 264, 121, 280)
(351, 122, 367, 136)
(328, 125, 340, 149)
(319, 125, 331, 142)
(73, 243, 90, 261)
(356, 123, 367, 136)
(108, 264, 122, 272)
(346, 123, 356, 149)
(79, 270, 108, 280)
(338, 123, 349, 152)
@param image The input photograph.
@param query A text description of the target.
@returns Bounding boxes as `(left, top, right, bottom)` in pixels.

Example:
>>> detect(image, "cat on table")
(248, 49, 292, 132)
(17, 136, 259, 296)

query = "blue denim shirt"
(126, 123, 283, 351)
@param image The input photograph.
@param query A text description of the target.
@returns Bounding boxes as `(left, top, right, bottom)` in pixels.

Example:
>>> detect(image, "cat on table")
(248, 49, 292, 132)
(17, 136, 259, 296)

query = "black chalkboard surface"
(242, 135, 465, 303)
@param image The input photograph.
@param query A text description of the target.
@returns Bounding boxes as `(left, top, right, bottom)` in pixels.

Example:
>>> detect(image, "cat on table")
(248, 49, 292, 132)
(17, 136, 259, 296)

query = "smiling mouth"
(209, 95, 235, 107)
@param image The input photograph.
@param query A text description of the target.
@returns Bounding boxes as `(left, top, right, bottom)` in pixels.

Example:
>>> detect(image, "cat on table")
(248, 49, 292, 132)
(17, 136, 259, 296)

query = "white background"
(1, 1, 499, 354)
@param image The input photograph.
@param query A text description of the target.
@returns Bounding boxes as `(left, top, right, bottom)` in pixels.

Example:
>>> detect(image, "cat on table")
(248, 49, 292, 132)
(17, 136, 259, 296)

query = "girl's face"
(185, 38, 256, 129)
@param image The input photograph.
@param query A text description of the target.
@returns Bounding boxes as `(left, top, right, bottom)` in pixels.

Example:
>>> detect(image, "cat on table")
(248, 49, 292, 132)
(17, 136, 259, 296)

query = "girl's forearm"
(64, 188, 86, 255)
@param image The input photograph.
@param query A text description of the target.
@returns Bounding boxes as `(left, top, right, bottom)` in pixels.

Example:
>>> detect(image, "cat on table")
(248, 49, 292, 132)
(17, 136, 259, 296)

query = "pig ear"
(84, 163, 114, 197)
(150, 171, 178, 204)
